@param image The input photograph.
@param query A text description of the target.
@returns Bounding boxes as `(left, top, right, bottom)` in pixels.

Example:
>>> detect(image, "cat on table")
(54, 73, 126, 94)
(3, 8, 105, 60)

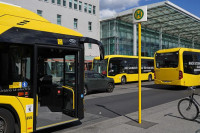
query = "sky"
(100, 0, 200, 19)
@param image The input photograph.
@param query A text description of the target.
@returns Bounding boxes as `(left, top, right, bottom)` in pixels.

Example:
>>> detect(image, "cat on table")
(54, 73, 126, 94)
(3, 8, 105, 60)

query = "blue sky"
(100, 0, 200, 19)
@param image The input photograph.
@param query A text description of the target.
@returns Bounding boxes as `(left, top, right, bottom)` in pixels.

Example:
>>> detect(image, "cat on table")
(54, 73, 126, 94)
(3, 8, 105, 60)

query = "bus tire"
(121, 76, 126, 85)
(14, 123, 20, 133)
(148, 74, 152, 81)
(0, 108, 15, 133)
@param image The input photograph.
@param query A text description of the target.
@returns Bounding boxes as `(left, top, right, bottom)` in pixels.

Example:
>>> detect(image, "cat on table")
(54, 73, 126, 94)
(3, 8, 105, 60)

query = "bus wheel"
(84, 86, 88, 96)
(121, 76, 126, 85)
(0, 108, 15, 133)
(148, 74, 152, 81)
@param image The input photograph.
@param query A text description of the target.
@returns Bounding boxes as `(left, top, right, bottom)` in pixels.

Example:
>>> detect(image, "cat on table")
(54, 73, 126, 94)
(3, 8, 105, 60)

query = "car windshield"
(155, 52, 179, 68)
(93, 59, 108, 75)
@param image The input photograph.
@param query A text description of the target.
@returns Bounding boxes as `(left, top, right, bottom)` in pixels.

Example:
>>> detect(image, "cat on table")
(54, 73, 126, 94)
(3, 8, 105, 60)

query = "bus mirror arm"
(80, 37, 105, 60)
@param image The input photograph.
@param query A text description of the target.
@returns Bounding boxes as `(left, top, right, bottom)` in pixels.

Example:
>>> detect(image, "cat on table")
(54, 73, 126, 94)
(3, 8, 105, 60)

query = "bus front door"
(36, 47, 79, 130)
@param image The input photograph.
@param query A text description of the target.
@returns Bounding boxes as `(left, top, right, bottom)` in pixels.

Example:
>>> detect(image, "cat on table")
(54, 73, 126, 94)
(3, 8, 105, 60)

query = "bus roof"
(94, 55, 154, 60)
(155, 47, 200, 54)
(0, 2, 82, 37)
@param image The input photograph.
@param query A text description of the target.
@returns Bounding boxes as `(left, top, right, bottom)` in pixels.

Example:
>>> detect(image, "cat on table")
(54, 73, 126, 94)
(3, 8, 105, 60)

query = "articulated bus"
(0, 2, 104, 133)
(154, 48, 200, 87)
(93, 55, 154, 84)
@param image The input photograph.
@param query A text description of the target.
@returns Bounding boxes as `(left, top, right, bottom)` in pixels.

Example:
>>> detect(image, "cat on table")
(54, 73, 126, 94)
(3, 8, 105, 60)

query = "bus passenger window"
(183, 51, 200, 75)
(0, 44, 33, 97)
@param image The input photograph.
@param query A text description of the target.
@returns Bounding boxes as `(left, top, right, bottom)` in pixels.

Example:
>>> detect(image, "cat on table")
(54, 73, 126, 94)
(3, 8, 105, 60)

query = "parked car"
(84, 71, 115, 95)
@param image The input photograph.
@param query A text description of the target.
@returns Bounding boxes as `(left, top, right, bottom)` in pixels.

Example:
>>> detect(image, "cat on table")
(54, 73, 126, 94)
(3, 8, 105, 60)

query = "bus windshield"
(93, 59, 108, 75)
(156, 52, 179, 68)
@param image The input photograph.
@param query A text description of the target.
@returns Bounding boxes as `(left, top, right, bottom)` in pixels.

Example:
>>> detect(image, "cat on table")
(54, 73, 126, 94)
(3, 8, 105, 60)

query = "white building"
(1, 0, 100, 60)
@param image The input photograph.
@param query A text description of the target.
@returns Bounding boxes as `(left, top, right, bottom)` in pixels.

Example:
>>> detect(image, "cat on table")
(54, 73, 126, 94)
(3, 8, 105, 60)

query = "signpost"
(133, 6, 147, 124)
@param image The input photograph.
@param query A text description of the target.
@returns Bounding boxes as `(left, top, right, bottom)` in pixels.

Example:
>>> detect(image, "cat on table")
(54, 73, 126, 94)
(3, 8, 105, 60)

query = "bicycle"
(178, 87, 200, 121)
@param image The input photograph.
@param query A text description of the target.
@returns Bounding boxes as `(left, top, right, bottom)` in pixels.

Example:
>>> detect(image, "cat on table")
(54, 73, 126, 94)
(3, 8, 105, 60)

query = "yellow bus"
(154, 48, 200, 86)
(0, 2, 104, 133)
(93, 55, 154, 84)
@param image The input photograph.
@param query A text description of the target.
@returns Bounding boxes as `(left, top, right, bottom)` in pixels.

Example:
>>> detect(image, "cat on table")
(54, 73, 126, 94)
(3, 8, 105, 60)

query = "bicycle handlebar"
(187, 86, 200, 96)
(188, 86, 195, 91)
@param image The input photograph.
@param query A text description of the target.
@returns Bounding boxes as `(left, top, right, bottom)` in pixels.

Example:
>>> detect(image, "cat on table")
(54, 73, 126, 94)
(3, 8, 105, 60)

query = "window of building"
(88, 43, 92, 49)
(69, 0, 72, 8)
(79, 1, 82, 11)
(84, 3, 87, 13)
(52, 0, 55, 3)
(44, 0, 48, 2)
(37, 10, 43, 16)
(74, 0, 77, 9)
(57, 0, 61, 5)
(57, 14, 61, 25)
(93, 6, 96, 14)
(74, 18, 78, 29)
(88, 22, 92, 31)
(63, 0, 66, 6)
(88, 4, 92, 14)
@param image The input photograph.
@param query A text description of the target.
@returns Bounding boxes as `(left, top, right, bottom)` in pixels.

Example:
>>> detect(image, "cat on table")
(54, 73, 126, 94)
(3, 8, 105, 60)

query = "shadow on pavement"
(142, 84, 187, 91)
(196, 128, 200, 133)
(86, 89, 112, 96)
(115, 80, 155, 85)
(164, 113, 200, 124)
(96, 104, 138, 123)
(115, 81, 138, 85)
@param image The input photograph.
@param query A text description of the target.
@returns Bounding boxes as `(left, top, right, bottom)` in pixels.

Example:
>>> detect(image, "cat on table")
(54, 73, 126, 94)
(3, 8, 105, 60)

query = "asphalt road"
(38, 82, 188, 133)
(84, 87, 187, 119)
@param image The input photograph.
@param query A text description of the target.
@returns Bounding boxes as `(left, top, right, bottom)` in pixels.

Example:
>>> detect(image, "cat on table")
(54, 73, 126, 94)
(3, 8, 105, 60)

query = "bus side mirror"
(80, 37, 105, 60)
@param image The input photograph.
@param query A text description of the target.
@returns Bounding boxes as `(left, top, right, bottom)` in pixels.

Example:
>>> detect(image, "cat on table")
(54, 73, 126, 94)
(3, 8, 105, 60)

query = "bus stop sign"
(133, 6, 147, 23)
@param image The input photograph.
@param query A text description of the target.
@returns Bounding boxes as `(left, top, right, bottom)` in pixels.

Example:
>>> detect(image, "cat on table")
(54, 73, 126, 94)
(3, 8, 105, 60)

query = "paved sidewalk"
(64, 97, 200, 133)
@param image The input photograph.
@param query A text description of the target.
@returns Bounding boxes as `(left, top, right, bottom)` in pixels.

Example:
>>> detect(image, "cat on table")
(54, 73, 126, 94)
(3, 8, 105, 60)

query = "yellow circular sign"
(134, 9, 144, 20)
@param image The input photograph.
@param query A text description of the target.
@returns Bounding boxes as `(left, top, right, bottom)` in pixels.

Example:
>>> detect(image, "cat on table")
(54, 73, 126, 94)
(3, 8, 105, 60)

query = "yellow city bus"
(93, 55, 154, 84)
(0, 2, 104, 133)
(154, 48, 200, 86)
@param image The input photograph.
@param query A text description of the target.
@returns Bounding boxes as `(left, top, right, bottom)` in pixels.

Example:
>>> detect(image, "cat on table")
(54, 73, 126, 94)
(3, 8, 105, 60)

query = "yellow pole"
(138, 22, 142, 124)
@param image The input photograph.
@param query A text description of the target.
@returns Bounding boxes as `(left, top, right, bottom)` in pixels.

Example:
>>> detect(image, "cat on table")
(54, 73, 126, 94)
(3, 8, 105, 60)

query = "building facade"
(1, 0, 100, 59)
(100, 1, 200, 57)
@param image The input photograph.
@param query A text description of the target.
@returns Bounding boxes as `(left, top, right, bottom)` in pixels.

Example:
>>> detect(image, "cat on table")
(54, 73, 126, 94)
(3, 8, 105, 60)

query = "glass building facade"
(100, 19, 200, 57)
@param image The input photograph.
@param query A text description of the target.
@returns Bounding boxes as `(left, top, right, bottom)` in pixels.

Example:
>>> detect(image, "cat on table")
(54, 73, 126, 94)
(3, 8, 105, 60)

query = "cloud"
(100, 0, 140, 18)
(100, 9, 117, 19)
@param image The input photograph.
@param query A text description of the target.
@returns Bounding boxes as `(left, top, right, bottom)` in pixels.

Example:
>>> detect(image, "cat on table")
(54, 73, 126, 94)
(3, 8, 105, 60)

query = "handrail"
(62, 86, 75, 110)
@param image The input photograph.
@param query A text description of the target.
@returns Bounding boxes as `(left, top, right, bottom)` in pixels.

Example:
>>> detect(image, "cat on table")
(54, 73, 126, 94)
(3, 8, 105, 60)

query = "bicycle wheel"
(178, 98, 199, 121)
